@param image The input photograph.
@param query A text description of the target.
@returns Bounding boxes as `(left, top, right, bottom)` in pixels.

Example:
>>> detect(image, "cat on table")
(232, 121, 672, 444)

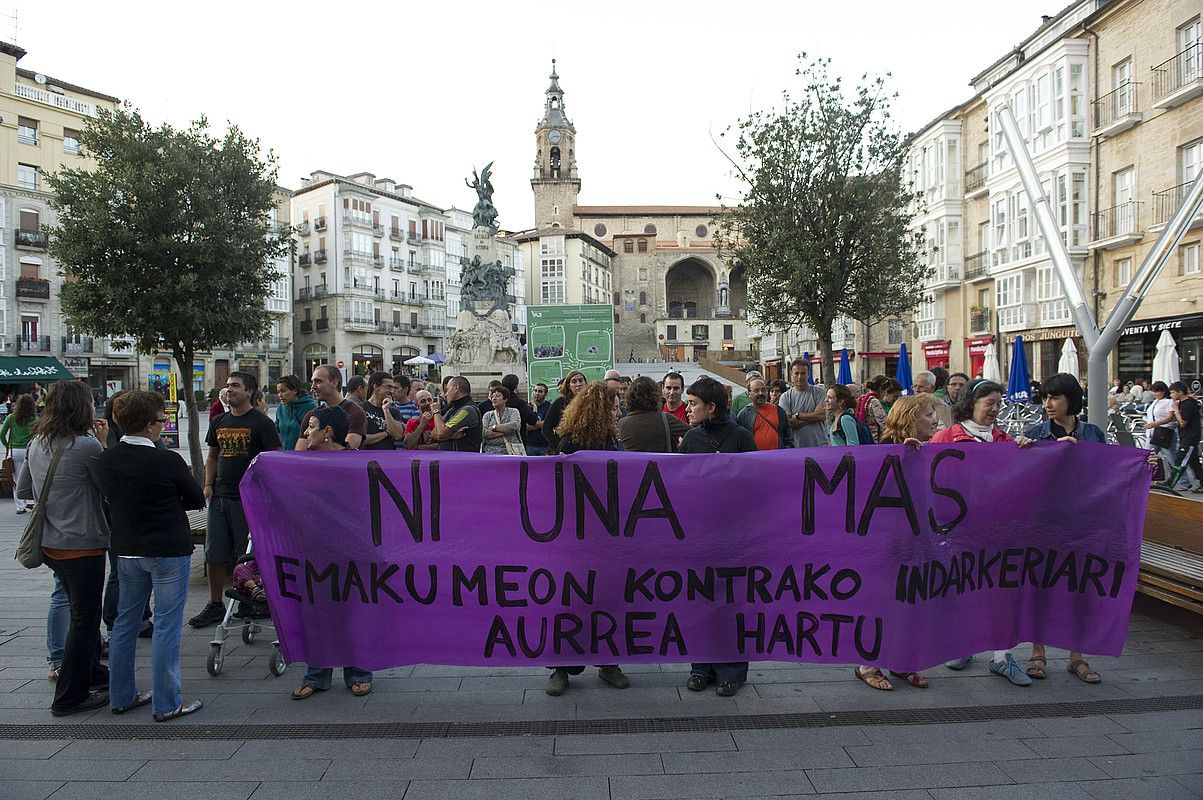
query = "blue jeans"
(108, 556, 191, 717)
(302, 665, 373, 690)
(525, 444, 548, 456)
(46, 575, 70, 669)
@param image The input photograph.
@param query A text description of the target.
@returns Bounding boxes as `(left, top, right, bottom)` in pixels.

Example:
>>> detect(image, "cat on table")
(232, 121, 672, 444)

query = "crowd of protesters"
(15, 357, 1189, 718)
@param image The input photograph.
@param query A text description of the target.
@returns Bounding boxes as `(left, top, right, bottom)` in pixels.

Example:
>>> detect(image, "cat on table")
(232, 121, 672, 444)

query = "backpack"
(834, 412, 873, 446)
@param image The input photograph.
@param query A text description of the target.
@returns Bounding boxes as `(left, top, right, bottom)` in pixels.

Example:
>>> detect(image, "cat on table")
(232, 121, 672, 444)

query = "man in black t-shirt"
(1170, 381, 1203, 492)
(360, 371, 404, 451)
(189, 372, 281, 628)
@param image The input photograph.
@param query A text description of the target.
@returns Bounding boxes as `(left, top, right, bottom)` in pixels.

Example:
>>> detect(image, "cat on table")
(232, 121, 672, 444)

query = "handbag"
(0, 444, 14, 498)
(1149, 426, 1173, 449)
(14, 440, 69, 569)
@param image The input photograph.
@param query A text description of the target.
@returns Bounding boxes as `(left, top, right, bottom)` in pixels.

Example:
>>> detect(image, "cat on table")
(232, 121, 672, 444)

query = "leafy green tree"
(715, 55, 928, 373)
(47, 108, 288, 477)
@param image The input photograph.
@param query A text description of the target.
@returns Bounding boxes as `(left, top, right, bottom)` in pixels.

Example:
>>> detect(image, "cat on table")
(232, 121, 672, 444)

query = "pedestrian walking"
(97, 390, 206, 721)
(2, 393, 36, 512)
(679, 376, 757, 697)
(1168, 381, 1202, 492)
(544, 382, 631, 697)
(1144, 381, 1176, 481)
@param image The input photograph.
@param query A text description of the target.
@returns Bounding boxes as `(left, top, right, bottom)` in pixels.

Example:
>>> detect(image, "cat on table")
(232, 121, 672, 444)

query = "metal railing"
(969, 309, 991, 333)
(314, 249, 327, 264)
(314, 283, 328, 298)
(316, 318, 329, 331)
(297, 221, 311, 236)
(299, 320, 313, 334)
(62, 337, 94, 353)
(373, 224, 384, 237)
(963, 251, 988, 280)
(389, 227, 404, 241)
(16, 230, 49, 249)
(407, 232, 422, 244)
(1092, 201, 1141, 240)
(298, 253, 311, 267)
(16, 278, 50, 299)
(18, 336, 50, 352)
(964, 162, 988, 194)
(1151, 42, 1203, 104)
(1094, 82, 1139, 129)
(389, 258, 405, 271)
(299, 287, 312, 301)
(313, 217, 327, 231)
(1152, 182, 1199, 225)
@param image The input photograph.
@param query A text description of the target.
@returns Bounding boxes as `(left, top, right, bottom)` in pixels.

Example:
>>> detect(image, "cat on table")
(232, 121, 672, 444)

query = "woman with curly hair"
(879, 394, 943, 448)
(541, 370, 588, 454)
(544, 382, 630, 696)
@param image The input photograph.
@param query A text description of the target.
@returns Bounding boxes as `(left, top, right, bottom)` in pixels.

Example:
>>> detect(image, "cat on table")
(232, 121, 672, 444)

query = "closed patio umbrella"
(1152, 330, 1180, 385)
(982, 343, 1002, 383)
(1057, 338, 1079, 379)
(837, 348, 853, 385)
(1007, 335, 1032, 403)
(895, 343, 913, 395)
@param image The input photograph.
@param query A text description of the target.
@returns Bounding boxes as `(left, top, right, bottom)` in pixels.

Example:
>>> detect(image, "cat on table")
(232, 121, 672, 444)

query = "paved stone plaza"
(0, 452, 1201, 799)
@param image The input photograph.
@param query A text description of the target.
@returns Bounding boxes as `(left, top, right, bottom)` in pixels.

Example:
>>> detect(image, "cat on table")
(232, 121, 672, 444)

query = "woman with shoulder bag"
(1143, 381, 1176, 481)
(16, 380, 111, 716)
(481, 385, 524, 455)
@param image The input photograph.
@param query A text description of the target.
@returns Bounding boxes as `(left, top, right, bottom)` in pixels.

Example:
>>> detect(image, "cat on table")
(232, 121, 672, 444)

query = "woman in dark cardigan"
(97, 390, 206, 722)
(541, 370, 588, 454)
(617, 376, 690, 453)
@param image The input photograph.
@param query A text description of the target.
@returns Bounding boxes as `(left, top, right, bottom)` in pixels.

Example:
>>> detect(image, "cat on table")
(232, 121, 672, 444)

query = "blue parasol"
(837, 348, 853, 385)
(895, 342, 913, 395)
(800, 351, 816, 384)
(1007, 335, 1032, 403)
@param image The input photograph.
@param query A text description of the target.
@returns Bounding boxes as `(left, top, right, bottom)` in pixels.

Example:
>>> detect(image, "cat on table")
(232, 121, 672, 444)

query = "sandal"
(350, 681, 372, 697)
(889, 671, 929, 688)
(1067, 659, 1101, 684)
(1025, 656, 1047, 679)
(853, 667, 893, 691)
(291, 684, 317, 700)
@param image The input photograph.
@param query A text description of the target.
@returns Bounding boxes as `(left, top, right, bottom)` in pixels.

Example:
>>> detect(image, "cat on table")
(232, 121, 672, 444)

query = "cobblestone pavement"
(0, 470, 1200, 799)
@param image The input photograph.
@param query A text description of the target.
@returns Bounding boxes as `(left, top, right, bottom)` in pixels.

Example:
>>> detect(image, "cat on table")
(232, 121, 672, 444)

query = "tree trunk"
(174, 346, 205, 484)
(817, 327, 835, 387)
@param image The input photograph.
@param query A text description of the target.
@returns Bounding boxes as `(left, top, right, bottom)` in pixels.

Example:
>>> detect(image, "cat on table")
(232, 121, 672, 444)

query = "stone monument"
(446, 163, 525, 388)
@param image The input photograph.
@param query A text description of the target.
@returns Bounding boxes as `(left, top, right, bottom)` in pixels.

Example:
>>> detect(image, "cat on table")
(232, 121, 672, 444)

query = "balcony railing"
(389, 227, 404, 241)
(964, 251, 988, 280)
(314, 217, 327, 231)
(1152, 182, 1201, 226)
(350, 282, 384, 299)
(16, 278, 50, 299)
(373, 254, 384, 267)
(314, 283, 328, 298)
(18, 336, 50, 352)
(299, 320, 313, 334)
(299, 287, 312, 301)
(969, 309, 991, 334)
(1093, 82, 1139, 131)
(298, 253, 312, 267)
(62, 336, 94, 353)
(343, 317, 379, 332)
(917, 319, 945, 341)
(373, 223, 384, 237)
(342, 215, 373, 229)
(407, 232, 422, 244)
(263, 337, 290, 352)
(16, 229, 49, 249)
(964, 162, 988, 194)
(314, 249, 327, 264)
(1092, 201, 1141, 241)
(316, 318, 329, 331)
(297, 221, 311, 236)
(1151, 42, 1203, 107)
(389, 258, 405, 271)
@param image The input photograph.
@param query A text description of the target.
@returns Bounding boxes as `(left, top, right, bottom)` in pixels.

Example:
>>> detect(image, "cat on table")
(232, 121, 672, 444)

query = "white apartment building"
(291, 171, 450, 377)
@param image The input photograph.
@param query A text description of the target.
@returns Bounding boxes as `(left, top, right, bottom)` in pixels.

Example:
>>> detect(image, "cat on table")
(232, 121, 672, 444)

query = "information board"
(526, 304, 614, 400)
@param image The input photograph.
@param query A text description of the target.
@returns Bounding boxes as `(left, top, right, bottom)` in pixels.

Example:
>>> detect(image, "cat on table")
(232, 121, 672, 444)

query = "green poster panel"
(526, 304, 614, 401)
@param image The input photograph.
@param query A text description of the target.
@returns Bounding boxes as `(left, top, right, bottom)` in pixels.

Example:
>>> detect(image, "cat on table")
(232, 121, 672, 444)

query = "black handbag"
(1149, 426, 1173, 449)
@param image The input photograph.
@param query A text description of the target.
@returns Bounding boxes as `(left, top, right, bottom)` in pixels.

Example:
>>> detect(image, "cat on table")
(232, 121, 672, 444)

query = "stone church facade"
(526, 62, 754, 363)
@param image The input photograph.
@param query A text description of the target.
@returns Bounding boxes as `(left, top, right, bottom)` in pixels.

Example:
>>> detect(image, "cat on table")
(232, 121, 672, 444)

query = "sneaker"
(597, 666, 630, 689)
(715, 681, 741, 697)
(111, 691, 152, 715)
(945, 656, 974, 671)
(188, 602, 225, 628)
(989, 653, 1033, 687)
(685, 674, 712, 692)
(545, 669, 569, 697)
(51, 690, 108, 717)
(154, 699, 203, 722)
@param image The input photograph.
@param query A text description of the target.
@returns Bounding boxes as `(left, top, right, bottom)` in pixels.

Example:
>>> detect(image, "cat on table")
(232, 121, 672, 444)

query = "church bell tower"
(531, 59, 580, 229)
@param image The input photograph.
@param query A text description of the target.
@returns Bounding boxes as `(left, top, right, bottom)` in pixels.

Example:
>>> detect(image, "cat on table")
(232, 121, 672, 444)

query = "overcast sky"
(15, 0, 1057, 228)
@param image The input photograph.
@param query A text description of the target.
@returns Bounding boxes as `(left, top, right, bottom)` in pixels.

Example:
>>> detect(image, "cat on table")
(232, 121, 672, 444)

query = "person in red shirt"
(735, 378, 790, 449)
(662, 371, 688, 423)
(402, 390, 438, 450)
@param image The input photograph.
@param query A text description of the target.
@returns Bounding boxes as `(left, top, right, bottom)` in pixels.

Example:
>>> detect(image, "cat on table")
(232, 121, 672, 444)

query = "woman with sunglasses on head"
(930, 379, 1036, 687)
(96, 390, 206, 721)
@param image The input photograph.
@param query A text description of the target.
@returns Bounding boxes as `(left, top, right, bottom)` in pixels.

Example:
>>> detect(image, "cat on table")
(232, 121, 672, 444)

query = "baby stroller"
(206, 553, 286, 677)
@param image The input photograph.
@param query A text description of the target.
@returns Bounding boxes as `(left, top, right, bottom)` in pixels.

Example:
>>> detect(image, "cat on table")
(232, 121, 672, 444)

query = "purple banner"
(239, 443, 1149, 672)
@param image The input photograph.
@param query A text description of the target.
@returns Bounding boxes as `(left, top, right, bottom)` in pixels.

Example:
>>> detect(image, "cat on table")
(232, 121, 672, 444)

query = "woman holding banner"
(1022, 373, 1105, 684)
(544, 382, 631, 696)
(931, 380, 1035, 687)
(291, 406, 375, 700)
(542, 370, 588, 455)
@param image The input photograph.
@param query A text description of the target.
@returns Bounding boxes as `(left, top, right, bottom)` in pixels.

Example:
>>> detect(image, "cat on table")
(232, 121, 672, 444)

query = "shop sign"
(235, 350, 266, 361)
(1121, 313, 1203, 338)
(921, 341, 950, 359)
(966, 336, 994, 357)
(1003, 326, 1078, 344)
(62, 357, 89, 376)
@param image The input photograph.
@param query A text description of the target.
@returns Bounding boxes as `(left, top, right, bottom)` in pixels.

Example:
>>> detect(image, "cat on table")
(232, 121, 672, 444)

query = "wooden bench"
(187, 509, 206, 546)
(1139, 493, 1203, 615)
